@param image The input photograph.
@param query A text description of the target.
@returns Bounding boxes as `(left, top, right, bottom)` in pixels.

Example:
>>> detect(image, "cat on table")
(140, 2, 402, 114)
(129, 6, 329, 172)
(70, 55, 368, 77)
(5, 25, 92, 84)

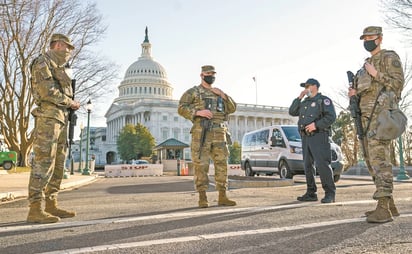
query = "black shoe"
(297, 193, 318, 202)
(321, 196, 335, 203)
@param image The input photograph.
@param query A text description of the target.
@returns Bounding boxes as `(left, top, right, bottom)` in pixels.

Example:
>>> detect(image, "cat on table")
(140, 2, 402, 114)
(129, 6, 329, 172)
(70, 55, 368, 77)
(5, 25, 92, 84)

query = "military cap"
(300, 78, 320, 88)
(201, 65, 216, 73)
(359, 26, 382, 40)
(50, 33, 75, 49)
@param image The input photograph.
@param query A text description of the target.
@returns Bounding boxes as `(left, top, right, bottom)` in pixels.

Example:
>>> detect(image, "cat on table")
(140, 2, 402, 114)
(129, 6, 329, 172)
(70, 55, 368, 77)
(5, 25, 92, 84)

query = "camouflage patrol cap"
(359, 26, 382, 40)
(201, 65, 216, 73)
(50, 33, 75, 49)
(300, 78, 320, 88)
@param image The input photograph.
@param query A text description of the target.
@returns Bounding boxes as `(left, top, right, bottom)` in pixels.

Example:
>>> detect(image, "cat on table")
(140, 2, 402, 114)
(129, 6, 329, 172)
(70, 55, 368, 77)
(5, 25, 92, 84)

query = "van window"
(272, 128, 282, 140)
(282, 126, 301, 142)
(243, 132, 257, 146)
(257, 129, 269, 145)
(271, 128, 285, 147)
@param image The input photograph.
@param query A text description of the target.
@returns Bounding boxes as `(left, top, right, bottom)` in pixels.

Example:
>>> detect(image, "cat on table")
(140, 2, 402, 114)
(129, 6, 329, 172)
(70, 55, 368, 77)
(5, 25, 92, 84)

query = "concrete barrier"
(209, 164, 244, 176)
(104, 164, 163, 177)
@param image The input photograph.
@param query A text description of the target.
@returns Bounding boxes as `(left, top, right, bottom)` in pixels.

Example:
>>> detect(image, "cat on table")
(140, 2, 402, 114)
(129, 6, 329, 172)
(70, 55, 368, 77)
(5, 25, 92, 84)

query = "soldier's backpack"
(368, 50, 407, 140)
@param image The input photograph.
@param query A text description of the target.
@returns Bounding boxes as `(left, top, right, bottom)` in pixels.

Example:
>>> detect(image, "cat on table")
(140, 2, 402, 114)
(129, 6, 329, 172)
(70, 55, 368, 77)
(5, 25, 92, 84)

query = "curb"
(60, 174, 99, 190)
(0, 174, 99, 203)
(228, 176, 294, 189)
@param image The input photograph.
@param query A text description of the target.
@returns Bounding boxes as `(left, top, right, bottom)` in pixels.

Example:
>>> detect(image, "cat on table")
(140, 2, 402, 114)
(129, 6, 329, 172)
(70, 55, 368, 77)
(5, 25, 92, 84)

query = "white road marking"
(39, 213, 412, 254)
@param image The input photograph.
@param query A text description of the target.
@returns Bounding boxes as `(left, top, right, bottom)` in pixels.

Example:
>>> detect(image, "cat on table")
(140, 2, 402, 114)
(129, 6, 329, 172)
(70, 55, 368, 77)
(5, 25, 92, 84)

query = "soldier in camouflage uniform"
(178, 65, 237, 208)
(289, 78, 337, 203)
(348, 26, 404, 223)
(27, 34, 80, 223)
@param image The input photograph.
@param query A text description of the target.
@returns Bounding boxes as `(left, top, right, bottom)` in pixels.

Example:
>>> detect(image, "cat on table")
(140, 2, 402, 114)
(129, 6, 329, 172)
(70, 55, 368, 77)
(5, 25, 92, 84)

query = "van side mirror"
(270, 136, 285, 147)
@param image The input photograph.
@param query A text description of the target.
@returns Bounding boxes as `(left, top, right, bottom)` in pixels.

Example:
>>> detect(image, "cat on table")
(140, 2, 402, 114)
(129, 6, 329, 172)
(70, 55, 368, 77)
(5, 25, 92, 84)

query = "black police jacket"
(289, 93, 336, 132)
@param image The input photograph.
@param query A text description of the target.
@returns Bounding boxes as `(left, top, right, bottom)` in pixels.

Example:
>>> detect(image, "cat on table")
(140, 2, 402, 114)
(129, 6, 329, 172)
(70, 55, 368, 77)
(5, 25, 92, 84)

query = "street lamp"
(78, 122, 84, 173)
(82, 100, 93, 175)
(252, 76, 257, 105)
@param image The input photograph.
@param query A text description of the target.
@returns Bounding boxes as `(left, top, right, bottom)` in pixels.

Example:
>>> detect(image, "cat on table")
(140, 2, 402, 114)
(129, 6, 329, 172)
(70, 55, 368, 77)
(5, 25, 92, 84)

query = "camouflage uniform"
(356, 47, 404, 200)
(29, 35, 75, 204)
(178, 73, 236, 193)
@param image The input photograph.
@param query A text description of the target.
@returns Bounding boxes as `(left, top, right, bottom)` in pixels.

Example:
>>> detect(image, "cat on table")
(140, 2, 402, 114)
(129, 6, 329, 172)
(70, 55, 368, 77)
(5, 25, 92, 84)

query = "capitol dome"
(115, 27, 173, 103)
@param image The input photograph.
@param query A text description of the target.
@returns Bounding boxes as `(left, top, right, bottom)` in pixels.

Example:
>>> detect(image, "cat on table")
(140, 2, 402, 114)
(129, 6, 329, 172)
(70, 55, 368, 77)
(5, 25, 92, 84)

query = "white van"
(241, 125, 343, 182)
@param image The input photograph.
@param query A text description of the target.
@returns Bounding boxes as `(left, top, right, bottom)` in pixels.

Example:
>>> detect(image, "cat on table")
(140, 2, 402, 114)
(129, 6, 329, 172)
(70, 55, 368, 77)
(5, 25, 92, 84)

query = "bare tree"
(381, 0, 412, 166)
(0, 0, 118, 166)
(381, 0, 412, 43)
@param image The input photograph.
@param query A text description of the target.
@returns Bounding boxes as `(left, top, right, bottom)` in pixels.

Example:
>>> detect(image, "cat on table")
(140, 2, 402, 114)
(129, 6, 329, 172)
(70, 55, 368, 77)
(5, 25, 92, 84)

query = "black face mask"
(203, 75, 215, 85)
(364, 39, 378, 52)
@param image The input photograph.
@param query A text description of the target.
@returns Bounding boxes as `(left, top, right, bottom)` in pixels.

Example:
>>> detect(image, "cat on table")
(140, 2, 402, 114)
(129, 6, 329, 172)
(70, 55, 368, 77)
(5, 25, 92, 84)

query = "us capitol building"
(80, 28, 296, 165)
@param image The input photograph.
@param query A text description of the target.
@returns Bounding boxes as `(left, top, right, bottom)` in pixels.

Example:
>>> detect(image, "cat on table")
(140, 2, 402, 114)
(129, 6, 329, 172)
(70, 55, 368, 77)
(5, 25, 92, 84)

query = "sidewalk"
(0, 170, 99, 203)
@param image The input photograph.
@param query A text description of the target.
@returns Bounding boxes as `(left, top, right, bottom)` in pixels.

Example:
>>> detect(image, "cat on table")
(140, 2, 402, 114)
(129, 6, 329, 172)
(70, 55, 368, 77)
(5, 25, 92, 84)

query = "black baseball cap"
(300, 78, 320, 88)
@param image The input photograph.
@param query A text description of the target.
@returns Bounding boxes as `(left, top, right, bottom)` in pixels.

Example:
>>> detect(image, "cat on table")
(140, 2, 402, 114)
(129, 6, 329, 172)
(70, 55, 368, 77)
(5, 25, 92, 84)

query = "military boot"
(198, 191, 209, 208)
(365, 197, 400, 217)
(45, 198, 76, 218)
(366, 197, 393, 223)
(218, 191, 236, 206)
(27, 201, 60, 223)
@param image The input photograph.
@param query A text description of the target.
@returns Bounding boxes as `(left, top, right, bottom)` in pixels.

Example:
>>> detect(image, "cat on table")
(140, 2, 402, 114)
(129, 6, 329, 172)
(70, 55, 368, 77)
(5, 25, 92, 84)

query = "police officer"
(178, 65, 236, 208)
(348, 26, 404, 223)
(289, 78, 337, 203)
(27, 34, 80, 223)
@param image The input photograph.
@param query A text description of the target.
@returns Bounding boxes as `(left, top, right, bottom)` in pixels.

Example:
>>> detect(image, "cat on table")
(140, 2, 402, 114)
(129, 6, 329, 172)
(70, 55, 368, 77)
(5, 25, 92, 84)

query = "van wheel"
(3, 161, 13, 170)
(279, 161, 293, 179)
(333, 174, 340, 183)
(245, 162, 255, 176)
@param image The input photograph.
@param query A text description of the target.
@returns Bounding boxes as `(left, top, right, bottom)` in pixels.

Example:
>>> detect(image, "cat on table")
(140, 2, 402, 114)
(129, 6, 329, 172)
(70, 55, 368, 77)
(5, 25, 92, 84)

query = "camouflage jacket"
(30, 51, 74, 124)
(356, 49, 404, 114)
(178, 84, 236, 126)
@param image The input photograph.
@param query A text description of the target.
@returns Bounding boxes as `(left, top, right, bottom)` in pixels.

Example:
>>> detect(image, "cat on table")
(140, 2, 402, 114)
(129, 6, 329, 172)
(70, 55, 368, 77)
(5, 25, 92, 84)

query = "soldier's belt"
(211, 123, 226, 128)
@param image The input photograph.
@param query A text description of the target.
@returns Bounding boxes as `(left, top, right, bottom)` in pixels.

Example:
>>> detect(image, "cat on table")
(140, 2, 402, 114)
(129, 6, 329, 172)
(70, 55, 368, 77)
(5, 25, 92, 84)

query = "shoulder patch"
(392, 59, 401, 68)
(323, 98, 331, 106)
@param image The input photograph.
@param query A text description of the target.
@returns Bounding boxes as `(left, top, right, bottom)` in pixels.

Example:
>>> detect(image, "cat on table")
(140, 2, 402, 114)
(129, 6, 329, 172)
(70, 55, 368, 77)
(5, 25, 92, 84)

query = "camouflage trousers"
(362, 116, 394, 199)
(364, 137, 393, 199)
(28, 117, 68, 203)
(190, 126, 229, 192)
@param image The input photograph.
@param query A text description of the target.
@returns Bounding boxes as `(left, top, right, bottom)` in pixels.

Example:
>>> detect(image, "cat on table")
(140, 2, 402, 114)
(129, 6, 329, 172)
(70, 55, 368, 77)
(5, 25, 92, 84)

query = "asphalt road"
(1, 175, 412, 254)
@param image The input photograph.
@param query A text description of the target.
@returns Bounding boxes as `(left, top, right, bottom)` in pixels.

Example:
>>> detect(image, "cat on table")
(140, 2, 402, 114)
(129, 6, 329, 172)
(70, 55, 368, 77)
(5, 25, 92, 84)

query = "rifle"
(347, 71, 363, 140)
(198, 98, 212, 159)
(68, 79, 77, 174)
(347, 71, 374, 177)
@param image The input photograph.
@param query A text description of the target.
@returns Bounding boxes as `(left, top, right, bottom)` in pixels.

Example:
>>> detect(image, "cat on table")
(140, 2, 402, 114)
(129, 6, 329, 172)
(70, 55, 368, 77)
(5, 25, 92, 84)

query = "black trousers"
(302, 132, 336, 196)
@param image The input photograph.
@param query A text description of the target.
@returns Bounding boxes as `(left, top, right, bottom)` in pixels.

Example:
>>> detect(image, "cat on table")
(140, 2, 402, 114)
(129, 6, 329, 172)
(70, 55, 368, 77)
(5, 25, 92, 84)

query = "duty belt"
(300, 129, 329, 137)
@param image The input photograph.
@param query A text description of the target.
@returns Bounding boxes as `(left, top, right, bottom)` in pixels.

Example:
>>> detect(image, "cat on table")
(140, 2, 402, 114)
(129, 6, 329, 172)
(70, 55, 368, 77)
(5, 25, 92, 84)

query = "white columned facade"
(100, 28, 297, 165)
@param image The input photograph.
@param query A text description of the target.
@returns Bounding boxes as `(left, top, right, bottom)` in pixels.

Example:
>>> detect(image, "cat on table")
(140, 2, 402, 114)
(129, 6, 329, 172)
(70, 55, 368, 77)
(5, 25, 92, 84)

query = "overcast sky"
(84, 0, 409, 128)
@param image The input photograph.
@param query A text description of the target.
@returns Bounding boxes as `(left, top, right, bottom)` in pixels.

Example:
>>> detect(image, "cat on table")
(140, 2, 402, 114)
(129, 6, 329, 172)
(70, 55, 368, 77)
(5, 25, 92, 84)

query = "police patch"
(311, 102, 316, 107)
(324, 98, 331, 106)
(392, 59, 401, 68)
